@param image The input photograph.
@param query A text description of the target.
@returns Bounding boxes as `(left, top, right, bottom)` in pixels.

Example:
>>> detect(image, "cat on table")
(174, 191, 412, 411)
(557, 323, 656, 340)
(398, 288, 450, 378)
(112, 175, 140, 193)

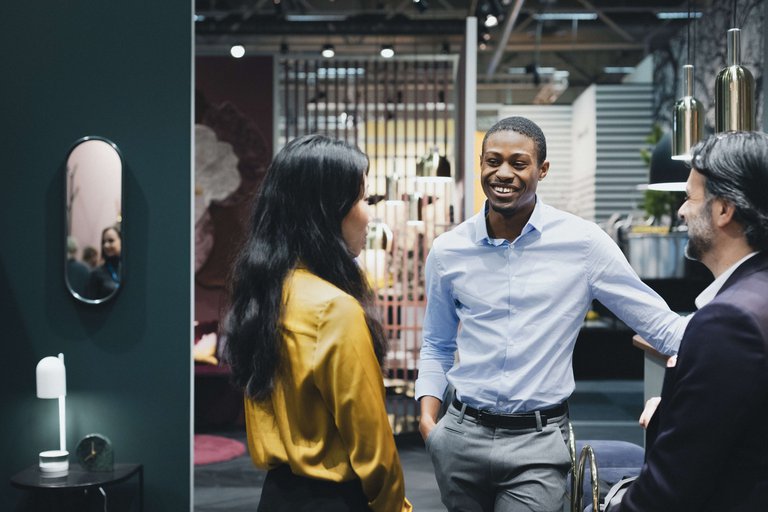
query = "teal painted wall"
(0, 1, 192, 509)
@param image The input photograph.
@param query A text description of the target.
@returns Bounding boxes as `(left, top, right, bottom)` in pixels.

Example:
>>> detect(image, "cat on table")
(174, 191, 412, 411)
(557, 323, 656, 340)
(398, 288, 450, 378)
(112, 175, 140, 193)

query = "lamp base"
(39, 449, 69, 477)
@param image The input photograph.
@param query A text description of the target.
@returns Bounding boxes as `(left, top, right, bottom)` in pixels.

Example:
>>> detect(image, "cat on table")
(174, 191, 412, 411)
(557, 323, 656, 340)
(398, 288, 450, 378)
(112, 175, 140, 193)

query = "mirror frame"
(64, 136, 125, 304)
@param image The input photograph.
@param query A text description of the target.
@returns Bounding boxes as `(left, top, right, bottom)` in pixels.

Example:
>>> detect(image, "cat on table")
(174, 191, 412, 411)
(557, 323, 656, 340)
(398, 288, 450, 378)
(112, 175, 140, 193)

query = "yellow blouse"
(244, 268, 412, 512)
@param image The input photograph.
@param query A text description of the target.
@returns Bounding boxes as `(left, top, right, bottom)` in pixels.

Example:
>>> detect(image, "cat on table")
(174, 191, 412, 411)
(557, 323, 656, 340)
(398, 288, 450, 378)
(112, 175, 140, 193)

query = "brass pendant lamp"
(671, 2, 703, 161)
(714, 1, 755, 132)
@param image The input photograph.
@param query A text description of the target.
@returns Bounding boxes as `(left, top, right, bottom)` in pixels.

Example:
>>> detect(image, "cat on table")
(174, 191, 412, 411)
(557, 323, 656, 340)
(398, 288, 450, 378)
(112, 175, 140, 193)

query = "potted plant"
(627, 127, 688, 279)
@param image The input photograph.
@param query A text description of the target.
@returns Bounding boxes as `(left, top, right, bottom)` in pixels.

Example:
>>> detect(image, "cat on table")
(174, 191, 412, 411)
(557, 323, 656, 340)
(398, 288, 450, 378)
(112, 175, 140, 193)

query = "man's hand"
(419, 395, 442, 442)
(639, 397, 661, 429)
(638, 355, 677, 429)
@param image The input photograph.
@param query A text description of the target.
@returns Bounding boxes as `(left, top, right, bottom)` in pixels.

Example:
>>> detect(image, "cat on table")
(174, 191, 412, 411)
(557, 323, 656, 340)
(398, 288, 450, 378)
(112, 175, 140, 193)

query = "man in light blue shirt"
(415, 116, 688, 512)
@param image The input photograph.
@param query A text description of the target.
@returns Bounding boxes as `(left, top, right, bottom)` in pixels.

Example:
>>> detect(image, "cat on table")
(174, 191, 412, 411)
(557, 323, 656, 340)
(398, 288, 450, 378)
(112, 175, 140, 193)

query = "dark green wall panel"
(0, 1, 192, 509)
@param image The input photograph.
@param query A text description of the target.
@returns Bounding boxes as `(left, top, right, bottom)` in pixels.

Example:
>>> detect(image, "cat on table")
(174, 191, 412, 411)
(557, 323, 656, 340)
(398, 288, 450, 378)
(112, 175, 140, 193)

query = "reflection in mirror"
(65, 137, 123, 303)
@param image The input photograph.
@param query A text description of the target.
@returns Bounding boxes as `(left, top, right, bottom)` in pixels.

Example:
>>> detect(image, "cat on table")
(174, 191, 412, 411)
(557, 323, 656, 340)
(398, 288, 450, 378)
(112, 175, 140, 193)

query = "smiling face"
(480, 130, 549, 219)
(341, 176, 370, 257)
(101, 227, 121, 258)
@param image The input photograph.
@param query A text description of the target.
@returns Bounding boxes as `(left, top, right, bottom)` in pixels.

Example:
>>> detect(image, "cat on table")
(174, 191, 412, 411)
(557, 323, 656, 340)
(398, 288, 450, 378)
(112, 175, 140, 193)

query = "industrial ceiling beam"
(485, 0, 525, 79)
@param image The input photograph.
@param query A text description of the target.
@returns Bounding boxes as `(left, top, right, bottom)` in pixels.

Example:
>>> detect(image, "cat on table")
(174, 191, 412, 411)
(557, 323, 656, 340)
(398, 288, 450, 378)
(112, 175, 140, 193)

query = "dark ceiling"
(195, 0, 710, 104)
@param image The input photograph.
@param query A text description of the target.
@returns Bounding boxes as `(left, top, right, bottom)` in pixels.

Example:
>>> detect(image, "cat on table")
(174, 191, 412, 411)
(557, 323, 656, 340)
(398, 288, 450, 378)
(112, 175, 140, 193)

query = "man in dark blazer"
(617, 131, 768, 511)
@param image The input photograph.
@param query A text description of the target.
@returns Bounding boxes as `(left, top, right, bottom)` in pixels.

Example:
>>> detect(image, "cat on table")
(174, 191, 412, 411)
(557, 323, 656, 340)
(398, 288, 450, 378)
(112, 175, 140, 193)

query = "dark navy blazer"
(620, 251, 768, 512)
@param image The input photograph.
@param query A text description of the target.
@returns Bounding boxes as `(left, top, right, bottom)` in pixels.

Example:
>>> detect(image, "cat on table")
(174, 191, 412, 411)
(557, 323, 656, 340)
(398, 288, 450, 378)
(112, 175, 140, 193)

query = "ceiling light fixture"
(671, 0, 703, 161)
(230, 45, 245, 58)
(413, 0, 428, 14)
(484, 14, 499, 27)
(714, 0, 755, 133)
(285, 14, 346, 21)
(380, 45, 395, 59)
(321, 44, 335, 58)
(533, 13, 597, 21)
(656, 11, 703, 19)
(648, 132, 689, 191)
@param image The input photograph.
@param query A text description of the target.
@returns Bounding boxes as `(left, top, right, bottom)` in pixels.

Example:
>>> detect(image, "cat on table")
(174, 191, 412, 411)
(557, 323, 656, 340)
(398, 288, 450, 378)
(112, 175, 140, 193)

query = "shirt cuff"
(414, 373, 448, 402)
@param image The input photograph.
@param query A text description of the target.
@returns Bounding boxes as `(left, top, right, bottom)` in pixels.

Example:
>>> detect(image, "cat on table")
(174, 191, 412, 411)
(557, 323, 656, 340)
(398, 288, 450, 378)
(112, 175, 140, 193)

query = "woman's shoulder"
(286, 268, 363, 316)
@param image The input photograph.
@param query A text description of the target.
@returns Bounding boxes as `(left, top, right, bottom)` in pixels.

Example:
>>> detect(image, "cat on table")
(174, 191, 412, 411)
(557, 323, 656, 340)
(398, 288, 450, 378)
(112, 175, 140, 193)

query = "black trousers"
(257, 465, 371, 512)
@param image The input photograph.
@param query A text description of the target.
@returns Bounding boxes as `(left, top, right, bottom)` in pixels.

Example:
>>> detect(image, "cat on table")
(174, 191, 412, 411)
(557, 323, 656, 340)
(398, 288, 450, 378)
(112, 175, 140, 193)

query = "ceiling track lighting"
(321, 44, 335, 58)
(477, 0, 502, 28)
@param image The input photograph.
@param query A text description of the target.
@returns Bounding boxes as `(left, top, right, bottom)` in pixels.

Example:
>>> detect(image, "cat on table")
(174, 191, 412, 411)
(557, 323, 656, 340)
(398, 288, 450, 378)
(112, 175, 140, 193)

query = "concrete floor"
(194, 380, 645, 512)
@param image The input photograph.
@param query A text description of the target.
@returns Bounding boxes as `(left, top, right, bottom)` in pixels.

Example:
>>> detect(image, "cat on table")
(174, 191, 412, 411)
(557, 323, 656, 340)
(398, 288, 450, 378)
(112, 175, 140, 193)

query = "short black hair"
(482, 116, 547, 165)
(691, 131, 768, 251)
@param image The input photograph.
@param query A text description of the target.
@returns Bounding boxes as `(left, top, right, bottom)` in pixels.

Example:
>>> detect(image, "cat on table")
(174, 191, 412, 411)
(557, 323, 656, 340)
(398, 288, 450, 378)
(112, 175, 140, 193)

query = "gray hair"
(690, 131, 768, 251)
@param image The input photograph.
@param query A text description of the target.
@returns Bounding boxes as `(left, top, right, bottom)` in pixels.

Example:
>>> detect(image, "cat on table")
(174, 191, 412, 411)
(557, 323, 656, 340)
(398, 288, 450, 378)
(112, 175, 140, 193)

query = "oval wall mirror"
(65, 136, 124, 303)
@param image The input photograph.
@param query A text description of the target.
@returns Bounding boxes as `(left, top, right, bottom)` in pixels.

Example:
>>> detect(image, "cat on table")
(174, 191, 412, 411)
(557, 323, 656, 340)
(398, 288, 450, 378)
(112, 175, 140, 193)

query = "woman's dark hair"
(101, 225, 121, 243)
(691, 131, 768, 251)
(224, 134, 387, 400)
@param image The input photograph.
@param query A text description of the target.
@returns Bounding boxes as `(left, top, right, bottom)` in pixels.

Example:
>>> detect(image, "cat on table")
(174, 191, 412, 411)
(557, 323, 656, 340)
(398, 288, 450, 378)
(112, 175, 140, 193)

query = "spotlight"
(413, 0, 428, 13)
(477, 0, 502, 28)
(230, 45, 245, 58)
(321, 44, 335, 58)
(380, 45, 395, 59)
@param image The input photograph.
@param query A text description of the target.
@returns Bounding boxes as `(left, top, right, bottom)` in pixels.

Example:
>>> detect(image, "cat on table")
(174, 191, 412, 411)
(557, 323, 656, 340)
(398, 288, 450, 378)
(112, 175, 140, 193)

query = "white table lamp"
(36, 353, 68, 476)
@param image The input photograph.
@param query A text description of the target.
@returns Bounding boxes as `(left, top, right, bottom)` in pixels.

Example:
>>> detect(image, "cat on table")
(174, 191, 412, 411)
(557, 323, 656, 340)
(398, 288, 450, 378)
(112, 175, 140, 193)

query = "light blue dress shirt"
(415, 199, 689, 413)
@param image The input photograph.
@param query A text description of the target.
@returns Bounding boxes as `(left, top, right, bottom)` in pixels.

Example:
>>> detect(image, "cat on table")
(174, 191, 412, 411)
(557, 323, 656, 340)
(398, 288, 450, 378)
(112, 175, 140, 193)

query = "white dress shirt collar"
(695, 252, 759, 309)
(473, 198, 545, 245)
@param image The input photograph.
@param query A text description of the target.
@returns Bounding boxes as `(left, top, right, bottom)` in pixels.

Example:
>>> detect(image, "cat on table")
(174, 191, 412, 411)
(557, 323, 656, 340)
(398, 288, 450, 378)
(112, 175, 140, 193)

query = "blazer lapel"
(716, 251, 768, 297)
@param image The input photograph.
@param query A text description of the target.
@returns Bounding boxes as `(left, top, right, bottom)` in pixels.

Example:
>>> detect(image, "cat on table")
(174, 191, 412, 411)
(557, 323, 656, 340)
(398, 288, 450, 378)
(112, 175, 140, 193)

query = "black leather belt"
(451, 398, 568, 429)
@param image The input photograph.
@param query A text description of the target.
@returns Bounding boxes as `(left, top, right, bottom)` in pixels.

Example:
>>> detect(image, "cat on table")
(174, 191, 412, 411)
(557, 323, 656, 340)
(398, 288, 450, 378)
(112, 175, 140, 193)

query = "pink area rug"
(194, 434, 247, 466)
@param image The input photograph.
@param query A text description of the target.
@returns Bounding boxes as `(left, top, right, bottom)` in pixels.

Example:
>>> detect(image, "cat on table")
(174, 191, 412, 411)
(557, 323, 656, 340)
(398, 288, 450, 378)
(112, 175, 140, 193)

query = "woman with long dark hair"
(224, 134, 411, 512)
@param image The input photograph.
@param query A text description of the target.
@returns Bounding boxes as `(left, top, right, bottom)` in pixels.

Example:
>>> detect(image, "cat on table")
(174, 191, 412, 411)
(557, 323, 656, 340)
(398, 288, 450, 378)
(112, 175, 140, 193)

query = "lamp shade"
(715, 28, 755, 132)
(648, 132, 690, 191)
(416, 146, 451, 180)
(36, 355, 66, 398)
(671, 65, 704, 160)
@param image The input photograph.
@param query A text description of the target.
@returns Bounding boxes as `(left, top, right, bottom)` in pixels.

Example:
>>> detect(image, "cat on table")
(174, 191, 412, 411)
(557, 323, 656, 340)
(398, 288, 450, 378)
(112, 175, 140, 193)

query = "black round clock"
(75, 433, 114, 471)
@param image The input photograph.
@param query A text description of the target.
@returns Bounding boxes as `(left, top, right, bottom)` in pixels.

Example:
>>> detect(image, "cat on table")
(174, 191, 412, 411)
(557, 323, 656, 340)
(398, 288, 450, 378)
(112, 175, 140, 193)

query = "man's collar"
(695, 251, 759, 308)
(471, 198, 544, 245)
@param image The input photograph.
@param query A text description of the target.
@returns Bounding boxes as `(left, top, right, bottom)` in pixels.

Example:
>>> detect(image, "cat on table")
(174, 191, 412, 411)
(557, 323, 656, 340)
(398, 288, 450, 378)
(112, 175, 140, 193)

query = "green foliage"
(640, 124, 683, 225)
(643, 189, 683, 222)
(640, 124, 664, 166)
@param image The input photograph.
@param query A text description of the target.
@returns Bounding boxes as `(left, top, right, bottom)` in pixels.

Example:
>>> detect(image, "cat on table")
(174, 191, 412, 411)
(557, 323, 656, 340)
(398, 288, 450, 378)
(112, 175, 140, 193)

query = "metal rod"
(304, 60, 310, 135)
(293, 60, 299, 138)
(283, 60, 290, 141)
(334, 59, 339, 139)
(485, 0, 526, 78)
